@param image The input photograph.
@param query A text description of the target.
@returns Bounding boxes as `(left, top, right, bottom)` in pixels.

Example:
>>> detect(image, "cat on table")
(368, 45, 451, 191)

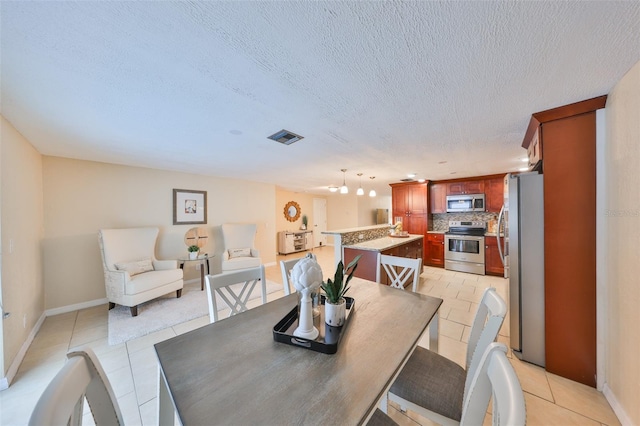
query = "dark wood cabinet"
(484, 236, 504, 276)
(429, 183, 447, 214)
(447, 180, 484, 195)
(484, 176, 504, 213)
(525, 95, 606, 388)
(391, 182, 429, 263)
(426, 233, 444, 267)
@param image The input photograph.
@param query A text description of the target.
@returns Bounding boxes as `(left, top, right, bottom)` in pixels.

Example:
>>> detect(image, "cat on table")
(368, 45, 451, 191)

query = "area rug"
(108, 280, 282, 345)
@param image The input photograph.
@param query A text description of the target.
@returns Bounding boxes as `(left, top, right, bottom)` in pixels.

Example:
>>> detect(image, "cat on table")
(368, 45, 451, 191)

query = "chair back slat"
(205, 265, 266, 323)
(280, 258, 302, 296)
(378, 255, 422, 292)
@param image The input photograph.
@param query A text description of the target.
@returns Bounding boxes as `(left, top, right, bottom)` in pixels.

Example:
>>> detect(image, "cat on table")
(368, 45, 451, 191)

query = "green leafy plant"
(321, 255, 361, 304)
(187, 245, 199, 253)
(302, 214, 308, 227)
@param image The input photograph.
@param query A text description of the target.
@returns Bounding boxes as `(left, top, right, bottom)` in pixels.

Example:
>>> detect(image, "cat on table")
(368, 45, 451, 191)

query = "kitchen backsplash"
(431, 212, 499, 232)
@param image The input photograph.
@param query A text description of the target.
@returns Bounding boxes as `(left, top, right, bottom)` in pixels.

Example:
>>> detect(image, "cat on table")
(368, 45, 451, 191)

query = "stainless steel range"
(444, 221, 486, 275)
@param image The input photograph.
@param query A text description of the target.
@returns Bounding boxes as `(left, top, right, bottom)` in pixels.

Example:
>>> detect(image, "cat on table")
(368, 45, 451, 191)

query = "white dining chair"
(378, 254, 422, 292)
(460, 342, 526, 425)
(383, 287, 507, 425)
(205, 265, 267, 323)
(372, 343, 526, 426)
(29, 347, 124, 426)
(279, 257, 302, 295)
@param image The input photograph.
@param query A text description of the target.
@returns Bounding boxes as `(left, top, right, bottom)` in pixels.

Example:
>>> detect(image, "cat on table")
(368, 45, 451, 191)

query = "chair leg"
(108, 302, 115, 310)
(130, 306, 138, 316)
(177, 289, 182, 298)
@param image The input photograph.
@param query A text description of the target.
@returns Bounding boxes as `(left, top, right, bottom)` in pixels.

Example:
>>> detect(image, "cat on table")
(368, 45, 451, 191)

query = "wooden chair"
(382, 287, 507, 425)
(279, 258, 302, 296)
(29, 347, 124, 426)
(205, 265, 266, 323)
(378, 254, 422, 292)
(373, 343, 525, 426)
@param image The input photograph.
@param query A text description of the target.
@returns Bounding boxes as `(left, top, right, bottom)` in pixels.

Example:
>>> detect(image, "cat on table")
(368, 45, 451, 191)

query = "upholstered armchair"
(98, 227, 184, 316)
(221, 223, 262, 272)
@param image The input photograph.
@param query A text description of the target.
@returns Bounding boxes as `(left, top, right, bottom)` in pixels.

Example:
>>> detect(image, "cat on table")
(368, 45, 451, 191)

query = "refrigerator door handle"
(497, 205, 505, 266)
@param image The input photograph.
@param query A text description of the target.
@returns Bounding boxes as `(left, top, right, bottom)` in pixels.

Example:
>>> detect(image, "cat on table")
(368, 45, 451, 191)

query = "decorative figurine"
(290, 253, 323, 340)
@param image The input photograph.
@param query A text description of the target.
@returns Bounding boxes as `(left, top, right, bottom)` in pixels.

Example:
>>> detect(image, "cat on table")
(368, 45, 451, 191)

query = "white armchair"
(221, 223, 262, 272)
(98, 227, 184, 316)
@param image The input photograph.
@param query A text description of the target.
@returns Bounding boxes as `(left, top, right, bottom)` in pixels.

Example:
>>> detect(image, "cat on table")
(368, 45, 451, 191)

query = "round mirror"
(284, 201, 301, 222)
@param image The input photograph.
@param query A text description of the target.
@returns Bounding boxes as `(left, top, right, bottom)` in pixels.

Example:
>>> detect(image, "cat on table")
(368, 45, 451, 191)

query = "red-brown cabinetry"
(426, 233, 444, 267)
(484, 236, 504, 276)
(447, 180, 484, 195)
(484, 176, 504, 213)
(391, 182, 429, 263)
(429, 183, 447, 214)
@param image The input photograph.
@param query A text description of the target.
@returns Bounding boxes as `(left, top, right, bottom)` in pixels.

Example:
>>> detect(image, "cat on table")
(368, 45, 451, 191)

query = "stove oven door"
(444, 234, 485, 264)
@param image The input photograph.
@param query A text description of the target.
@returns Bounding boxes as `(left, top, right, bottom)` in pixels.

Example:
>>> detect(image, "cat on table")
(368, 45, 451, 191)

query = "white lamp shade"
(340, 185, 348, 194)
(357, 187, 364, 196)
(369, 189, 376, 197)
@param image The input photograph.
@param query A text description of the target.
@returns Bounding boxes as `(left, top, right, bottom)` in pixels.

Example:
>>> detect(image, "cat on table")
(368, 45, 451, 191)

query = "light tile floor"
(0, 246, 620, 425)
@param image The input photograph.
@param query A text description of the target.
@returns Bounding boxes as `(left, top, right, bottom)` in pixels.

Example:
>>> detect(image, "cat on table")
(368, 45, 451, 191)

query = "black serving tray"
(273, 296, 354, 354)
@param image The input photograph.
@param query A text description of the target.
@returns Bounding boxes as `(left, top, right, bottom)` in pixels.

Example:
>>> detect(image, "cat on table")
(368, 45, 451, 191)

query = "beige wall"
(1, 116, 45, 375)
(604, 60, 640, 425)
(356, 194, 392, 226)
(275, 188, 321, 240)
(42, 157, 276, 310)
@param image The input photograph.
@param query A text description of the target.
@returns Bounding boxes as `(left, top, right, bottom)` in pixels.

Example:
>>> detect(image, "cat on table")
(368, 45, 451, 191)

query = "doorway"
(313, 198, 327, 247)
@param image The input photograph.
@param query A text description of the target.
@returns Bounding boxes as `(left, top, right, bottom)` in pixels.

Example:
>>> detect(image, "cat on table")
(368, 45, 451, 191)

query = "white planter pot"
(324, 298, 346, 327)
(189, 252, 198, 260)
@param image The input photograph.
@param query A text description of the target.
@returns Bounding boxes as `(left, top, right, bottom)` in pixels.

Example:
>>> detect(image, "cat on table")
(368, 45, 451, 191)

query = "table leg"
(158, 367, 175, 426)
(428, 311, 439, 353)
(200, 261, 205, 291)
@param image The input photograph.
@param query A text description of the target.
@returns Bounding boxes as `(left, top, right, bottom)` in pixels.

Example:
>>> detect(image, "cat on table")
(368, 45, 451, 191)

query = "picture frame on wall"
(173, 189, 207, 225)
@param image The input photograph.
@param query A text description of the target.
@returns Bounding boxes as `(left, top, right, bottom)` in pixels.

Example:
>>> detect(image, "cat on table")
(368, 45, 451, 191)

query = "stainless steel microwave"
(446, 194, 486, 213)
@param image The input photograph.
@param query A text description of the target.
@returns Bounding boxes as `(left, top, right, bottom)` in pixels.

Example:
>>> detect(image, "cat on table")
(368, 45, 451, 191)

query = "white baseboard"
(0, 311, 46, 390)
(45, 297, 108, 317)
(603, 383, 631, 426)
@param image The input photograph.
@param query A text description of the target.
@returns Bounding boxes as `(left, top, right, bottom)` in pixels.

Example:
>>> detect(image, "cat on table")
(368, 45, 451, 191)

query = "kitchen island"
(343, 234, 423, 284)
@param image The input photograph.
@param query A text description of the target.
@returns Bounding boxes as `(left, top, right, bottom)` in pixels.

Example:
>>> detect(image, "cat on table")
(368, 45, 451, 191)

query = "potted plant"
(321, 255, 361, 326)
(187, 245, 199, 260)
(301, 214, 308, 230)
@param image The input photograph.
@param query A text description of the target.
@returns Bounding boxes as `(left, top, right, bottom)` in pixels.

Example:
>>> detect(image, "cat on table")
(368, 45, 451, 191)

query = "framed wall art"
(173, 189, 207, 225)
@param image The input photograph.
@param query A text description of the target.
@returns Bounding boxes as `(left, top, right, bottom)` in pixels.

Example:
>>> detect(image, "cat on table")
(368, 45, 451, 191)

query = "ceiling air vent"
(400, 178, 415, 182)
(267, 129, 304, 145)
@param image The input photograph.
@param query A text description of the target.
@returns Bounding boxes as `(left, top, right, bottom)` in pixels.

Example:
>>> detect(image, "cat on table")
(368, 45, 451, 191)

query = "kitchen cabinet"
(484, 176, 504, 213)
(391, 182, 429, 262)
(447, 180, 484, 195)
(425, 233, 444, 267)
(523, 123, 542, 171)
(525, 95, 606, 388)
(429, 183, 447, 214)
(484, 236, 504, 276)
(278, 230, 313, 255)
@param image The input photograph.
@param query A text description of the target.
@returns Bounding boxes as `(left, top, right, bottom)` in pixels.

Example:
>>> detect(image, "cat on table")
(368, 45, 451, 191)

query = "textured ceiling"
(2, 1, 639, 196)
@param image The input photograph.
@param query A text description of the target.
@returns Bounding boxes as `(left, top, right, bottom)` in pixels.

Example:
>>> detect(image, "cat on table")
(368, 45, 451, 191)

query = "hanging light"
(340, 169, 349, 194)
(356, 173, 364, 195)
(369, 177, 377, 197)
(328, 186, 338, 192)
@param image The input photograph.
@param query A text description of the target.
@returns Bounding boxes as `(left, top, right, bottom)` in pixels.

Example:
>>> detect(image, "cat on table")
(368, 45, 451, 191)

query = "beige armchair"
(221, 223, 262, 272)
(98, 227, 183, 316)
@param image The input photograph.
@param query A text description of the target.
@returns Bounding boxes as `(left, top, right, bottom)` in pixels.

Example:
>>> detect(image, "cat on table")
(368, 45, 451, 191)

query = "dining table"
(154, 277, 443, 425)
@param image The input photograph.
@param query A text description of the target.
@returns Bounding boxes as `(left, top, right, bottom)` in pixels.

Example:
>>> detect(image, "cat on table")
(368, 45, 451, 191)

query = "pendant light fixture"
(356, 173, 364, 196)
(340, 169, 349, 194)
(369, 177, 377, 197)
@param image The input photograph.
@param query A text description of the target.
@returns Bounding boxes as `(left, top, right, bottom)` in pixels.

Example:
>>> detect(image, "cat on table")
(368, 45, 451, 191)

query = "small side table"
(177, 254, 212, 291)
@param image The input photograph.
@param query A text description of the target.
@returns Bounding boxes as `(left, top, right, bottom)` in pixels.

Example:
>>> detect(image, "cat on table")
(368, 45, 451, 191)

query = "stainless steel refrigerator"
(497, 172, 545, 367)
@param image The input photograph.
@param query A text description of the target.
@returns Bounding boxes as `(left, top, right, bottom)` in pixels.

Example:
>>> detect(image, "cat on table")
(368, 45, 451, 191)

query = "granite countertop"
(343, 234, 423, 252)
(427, 230, 446, 234)
(322, 224, 390, 235)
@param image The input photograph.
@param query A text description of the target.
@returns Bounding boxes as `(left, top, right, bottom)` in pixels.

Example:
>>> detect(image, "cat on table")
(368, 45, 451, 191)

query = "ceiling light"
(340, 169, 349, 194)
(356, 173, 364, 196)
(328, 186, 338, 192)
(518, 167, 529, 171)
(369, 177, 376, 197)
(417, 179, 426, 183)
(407, 173, 416, 178)
(521, 158, 529, 162)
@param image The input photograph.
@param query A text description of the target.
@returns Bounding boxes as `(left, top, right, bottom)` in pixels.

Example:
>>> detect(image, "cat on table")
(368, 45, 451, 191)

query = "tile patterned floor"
(0, 246, 620, 425)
